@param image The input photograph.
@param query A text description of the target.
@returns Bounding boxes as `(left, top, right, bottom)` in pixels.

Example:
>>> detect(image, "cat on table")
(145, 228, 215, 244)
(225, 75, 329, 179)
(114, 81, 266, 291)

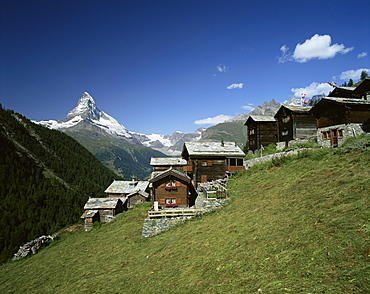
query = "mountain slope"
(1, 140, 369, 293)
(0, 106, 118, 263)
(35, 92, 167, 179)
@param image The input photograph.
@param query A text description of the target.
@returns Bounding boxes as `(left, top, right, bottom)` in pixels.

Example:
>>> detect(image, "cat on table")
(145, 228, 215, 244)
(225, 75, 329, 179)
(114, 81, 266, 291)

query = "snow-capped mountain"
(133, 128, 205, 155)
(35, 92, 203, 155)
(283, 95, 307, 106)
(37, 92, 134, 139)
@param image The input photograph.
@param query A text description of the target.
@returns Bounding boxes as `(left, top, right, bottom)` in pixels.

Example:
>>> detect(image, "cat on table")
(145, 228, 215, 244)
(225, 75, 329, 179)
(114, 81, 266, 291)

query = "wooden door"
(330, 129, 338, 147)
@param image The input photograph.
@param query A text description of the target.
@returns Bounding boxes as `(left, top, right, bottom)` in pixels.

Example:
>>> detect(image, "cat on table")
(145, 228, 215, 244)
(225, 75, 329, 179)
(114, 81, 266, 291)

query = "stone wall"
(142, 198, 228, 238)
(244, 148, 309, 169)
(316, 123, 365, 147)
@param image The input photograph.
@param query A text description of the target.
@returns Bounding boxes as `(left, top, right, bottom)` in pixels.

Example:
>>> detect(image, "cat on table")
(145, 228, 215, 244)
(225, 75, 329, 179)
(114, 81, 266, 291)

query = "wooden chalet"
(244, 115, 277, 152)
(274, 105, 316, 146)
(150, 157, 187, 176)
(309, 97, 370, 147)
(149, 168, 197, 208)
(80, 197, 127, 231)
(181, 141, 245, 185)
(328, 78, 370, 100)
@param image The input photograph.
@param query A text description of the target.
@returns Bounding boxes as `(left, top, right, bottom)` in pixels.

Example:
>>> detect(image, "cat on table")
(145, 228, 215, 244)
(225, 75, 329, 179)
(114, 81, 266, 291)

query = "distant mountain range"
(36, 92, 204, 156)
(35, 92, 286, 178)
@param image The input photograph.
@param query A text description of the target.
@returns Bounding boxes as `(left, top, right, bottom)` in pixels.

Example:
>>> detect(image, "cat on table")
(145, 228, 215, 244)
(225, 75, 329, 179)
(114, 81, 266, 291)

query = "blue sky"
(1, 0, 369, 135)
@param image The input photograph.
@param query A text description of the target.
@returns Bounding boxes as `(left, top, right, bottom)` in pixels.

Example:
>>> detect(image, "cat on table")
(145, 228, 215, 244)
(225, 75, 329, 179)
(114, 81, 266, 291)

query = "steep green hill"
(1, 137, 369, 293)
(200, 120, 247, 144)
(66, 130, 166, 180)
(0, 107, 118, 263)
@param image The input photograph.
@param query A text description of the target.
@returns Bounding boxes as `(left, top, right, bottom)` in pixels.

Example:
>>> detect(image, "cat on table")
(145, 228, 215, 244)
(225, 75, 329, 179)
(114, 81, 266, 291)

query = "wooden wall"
(153, 178, 190, 208)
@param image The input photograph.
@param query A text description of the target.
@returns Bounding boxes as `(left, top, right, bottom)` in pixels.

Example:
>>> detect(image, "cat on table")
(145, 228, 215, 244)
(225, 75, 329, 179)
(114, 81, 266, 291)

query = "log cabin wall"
(192, 157, 227, 183)
(276, 113, 294, 142)
(294, 114, 317, 140)
(257, 122, 278, 147)
(128, 194, 146, 207)
(153, 178, 189, 208)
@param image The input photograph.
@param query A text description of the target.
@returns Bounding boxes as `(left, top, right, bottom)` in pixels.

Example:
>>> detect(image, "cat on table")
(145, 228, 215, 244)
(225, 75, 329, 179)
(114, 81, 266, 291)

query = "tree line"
(0, 106, 119, 263)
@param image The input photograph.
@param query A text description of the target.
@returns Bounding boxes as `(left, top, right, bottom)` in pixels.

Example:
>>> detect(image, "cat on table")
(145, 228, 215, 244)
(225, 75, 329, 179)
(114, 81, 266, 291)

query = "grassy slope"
(200, 120, 247, 144)
(0, 149, 369, 293)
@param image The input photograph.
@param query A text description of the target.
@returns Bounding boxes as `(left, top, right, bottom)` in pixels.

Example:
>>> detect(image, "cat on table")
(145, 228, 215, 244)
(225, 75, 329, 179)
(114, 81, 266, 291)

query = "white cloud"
(278, 34, 354, 64)
(278, 45, 292, 63)
(194, 114, 234, 125)
(291, 82, 333, 98)
(358, 52, 367, 58)
(227, 83, 243, 89)
(241, 105, 255, 112)
(339, 68, 370, 80)
(217, 64, 228, 73)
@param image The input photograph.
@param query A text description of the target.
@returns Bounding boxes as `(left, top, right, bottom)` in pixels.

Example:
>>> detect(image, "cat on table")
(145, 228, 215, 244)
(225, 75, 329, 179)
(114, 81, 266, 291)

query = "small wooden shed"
(244, 115, 277, 152)
(274, 105, 316, 145)
(104, 180, 150, 200)
(127, 190, 149, 208)
(309, 97, 370, 147)
(149, 168, 197, 208)
(81, 197, 127, 231)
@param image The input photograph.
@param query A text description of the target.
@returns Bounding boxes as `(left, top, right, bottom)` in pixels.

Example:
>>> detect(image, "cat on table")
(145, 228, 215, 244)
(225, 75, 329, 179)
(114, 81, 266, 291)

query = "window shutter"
(177, 198, 182, 204)
(159, 198, 166, 205)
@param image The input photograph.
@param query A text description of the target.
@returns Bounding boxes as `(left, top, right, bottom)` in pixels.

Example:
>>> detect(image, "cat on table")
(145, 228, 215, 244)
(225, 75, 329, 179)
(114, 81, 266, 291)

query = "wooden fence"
(148, 209, 206, 218)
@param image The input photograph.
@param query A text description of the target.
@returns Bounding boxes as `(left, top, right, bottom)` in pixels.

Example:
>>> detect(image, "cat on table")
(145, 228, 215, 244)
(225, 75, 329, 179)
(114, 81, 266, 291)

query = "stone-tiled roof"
(281, 105, 312, 112)
(245, 115, 276, 125)
(104, 180, 149, 194)
(80, 210, 98, 219)
(319, 97, 370, 105)
(182, 141, 245, 157)
(83, 197, 126, 210)
(150, 157, 187, 166)
(149, 168, 191, 183)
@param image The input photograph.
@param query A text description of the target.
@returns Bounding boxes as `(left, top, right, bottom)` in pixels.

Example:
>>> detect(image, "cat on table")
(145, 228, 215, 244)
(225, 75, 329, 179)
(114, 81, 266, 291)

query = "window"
(165, 180, 177, 191)
(322, 131, 330, 140)
(165, 198, 178, 207)
(202, 161, 208, 166)
(228, 158, 243, 166)
(282, 129, 288, 136)
(282, 116, 290, 123)
(338, 130, 343, 138)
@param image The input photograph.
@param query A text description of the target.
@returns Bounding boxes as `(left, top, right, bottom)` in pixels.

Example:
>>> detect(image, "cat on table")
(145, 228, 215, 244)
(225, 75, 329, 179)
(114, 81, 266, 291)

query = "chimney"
(221, 139, 224, 147)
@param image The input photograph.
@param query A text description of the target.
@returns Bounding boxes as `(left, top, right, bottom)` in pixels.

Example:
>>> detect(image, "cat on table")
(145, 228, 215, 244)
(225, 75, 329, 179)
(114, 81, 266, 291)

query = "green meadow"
(1, 140, 369, 293)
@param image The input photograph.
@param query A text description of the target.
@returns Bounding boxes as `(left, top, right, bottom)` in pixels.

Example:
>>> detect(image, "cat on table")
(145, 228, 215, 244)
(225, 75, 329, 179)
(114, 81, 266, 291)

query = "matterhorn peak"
(66, 92, 100, 120)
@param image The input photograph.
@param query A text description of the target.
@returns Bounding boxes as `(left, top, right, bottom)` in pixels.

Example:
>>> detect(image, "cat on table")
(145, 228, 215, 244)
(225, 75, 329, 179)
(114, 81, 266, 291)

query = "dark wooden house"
(80, 197, 127, 231)
(328, 78, 370, 100)
(181, 141, 245, 185)
(149, 168, 197, 208)
(274, 105, 317, 146)
(244, 115, 277, 152)
(309, 97, 370, 147)
(150, 157, 187, 177)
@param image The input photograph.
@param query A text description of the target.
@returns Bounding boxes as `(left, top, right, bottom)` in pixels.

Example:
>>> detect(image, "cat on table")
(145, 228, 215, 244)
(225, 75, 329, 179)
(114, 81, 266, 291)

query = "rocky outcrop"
(13, 235, 54, 260)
